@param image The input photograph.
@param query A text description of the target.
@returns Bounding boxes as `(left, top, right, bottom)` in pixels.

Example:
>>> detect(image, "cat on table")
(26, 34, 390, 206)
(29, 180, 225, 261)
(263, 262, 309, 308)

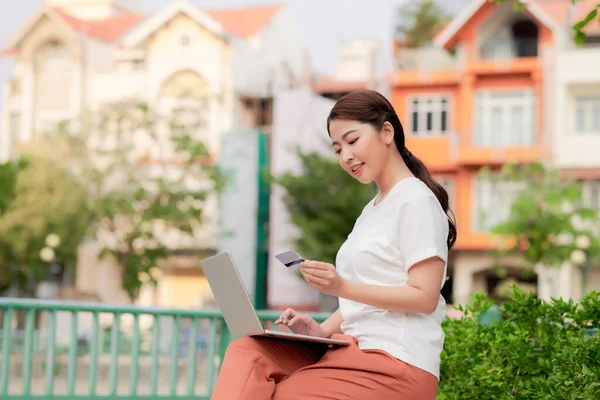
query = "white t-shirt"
(336, 176, 449, 380)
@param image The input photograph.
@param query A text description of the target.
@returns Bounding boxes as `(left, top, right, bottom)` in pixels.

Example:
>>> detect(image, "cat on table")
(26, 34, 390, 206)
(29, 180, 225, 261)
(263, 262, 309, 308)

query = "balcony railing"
(480, 38, 538, 61)
(0, 298, 330, 399)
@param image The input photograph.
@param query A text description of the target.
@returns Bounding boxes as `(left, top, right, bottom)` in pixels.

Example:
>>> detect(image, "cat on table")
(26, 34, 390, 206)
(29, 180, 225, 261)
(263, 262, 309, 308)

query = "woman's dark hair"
(326, 90, 457, 250)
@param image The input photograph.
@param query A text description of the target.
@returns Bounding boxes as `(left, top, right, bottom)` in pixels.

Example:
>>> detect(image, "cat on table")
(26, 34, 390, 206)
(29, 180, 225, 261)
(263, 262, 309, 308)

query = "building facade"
(392, 0, 600, 305)
(0, 0, 306, 307)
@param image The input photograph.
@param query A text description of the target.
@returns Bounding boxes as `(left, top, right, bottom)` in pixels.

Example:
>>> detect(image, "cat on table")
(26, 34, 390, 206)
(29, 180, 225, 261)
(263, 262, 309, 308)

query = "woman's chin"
(353, 173, 373, 184)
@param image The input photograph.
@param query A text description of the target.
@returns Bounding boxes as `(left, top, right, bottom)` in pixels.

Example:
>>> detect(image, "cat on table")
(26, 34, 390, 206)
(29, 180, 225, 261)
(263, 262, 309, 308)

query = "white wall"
(335, 39, 379, 82)
(268, 89, 336, 309)
(216, 128, 261, 301)
(553, 47, 600, 168)
(230, 7, 305, 96)
(90, 72, 148, 106)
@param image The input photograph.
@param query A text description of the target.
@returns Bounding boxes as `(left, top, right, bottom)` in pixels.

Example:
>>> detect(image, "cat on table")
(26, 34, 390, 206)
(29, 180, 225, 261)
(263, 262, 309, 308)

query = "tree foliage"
(486, 162, 600, 271)
(0, 144, 91, 296)
(0, 159, 23, 216)
(273, 149, 376, 265)
(62, 97, 223, 301)
(439, 286, 600, 399)
(396, 0, 451, 48)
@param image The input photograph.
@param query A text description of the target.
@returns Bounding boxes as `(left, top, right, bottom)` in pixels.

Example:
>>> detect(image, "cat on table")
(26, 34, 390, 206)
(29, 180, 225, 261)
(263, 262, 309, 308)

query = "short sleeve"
(397, 194, 449, 271)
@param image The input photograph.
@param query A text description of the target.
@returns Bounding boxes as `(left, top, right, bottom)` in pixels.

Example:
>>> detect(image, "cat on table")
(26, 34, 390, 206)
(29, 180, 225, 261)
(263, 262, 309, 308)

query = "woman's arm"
(319, 308, 344, 338)
(338, 257, 445, 314)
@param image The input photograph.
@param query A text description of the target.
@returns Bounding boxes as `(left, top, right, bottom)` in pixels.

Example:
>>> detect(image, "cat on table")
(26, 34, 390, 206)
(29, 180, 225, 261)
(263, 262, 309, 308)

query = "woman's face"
(329, 119, 393, 184)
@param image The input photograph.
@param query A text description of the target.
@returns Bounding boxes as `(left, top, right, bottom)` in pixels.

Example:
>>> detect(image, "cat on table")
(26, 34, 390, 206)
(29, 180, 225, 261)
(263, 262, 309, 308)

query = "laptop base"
(257, 329, 350, 346)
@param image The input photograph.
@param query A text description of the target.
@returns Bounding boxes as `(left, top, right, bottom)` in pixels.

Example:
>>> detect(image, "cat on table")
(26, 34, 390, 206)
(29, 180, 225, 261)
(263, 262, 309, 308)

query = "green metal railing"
(0, 298, 330, 399)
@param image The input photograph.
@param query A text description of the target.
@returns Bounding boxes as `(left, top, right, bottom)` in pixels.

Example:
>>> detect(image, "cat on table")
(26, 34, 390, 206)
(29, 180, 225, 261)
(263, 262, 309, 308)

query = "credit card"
(274, 250, 305, 269)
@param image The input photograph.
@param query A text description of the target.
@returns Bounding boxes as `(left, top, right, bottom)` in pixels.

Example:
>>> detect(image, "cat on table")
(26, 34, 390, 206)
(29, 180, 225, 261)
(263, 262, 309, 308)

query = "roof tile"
(205, 4, 281, 38)
(52, 7, 145, 43)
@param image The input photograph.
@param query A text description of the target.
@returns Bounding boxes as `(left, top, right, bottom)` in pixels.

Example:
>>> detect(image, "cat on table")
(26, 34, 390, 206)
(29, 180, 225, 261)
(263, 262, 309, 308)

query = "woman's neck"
(374, 153, 414, 199)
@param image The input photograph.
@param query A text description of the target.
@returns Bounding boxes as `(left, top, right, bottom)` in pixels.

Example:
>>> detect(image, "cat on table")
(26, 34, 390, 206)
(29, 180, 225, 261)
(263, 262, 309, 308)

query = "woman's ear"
(381, 121, 395, 145)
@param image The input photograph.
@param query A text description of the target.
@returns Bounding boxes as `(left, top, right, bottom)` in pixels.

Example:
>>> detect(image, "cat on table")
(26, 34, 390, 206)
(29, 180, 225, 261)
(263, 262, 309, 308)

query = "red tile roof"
(534, 0, 600, 35)
(532, 0, 572, 26)
(2, 3, 282, 57)
(576, 0, 600, 35)
(312, 79, 368, 94)
(52, 7, 145, 43)
(205, 4, 282, 38)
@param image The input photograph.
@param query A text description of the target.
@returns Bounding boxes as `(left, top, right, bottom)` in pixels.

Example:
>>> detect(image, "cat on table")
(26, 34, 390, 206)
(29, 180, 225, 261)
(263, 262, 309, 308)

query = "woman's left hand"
(300, 260, 346, 297)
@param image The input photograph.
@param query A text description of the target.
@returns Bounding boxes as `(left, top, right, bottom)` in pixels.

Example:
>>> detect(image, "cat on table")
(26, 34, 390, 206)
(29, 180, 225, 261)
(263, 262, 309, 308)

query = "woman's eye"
(334, 149, 341, 155)
(349, 138, 358, 145)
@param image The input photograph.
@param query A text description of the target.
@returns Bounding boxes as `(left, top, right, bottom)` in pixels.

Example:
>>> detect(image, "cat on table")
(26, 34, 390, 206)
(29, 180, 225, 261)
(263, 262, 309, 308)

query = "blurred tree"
(0, 145, 91, 298)
(273, 149, 377, 265)
(0, 159, 23, 216)
(492, 0, 598, 45)
(486, 162, 600, 283)
(396, 0, 451, 48)
(0, 159, 24, 293)
(63, 97, 223, 301)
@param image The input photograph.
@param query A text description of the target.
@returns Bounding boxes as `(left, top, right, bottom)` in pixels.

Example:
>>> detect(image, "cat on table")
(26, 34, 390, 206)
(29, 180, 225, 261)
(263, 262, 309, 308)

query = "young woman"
(211, 90, 456, 400)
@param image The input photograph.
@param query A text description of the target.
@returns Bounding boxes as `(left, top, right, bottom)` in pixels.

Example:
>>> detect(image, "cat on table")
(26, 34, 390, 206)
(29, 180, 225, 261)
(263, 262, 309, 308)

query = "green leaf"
(574, 30, 587, 46)
(573, 8, 598, 31)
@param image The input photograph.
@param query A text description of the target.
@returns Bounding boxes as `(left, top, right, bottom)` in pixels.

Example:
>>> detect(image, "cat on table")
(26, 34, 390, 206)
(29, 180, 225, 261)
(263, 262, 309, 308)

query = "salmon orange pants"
(210, 334, 438, 400)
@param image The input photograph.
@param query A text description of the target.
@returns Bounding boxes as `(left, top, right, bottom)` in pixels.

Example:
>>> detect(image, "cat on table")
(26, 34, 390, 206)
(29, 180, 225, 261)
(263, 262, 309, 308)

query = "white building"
(0, 0, 306, 161)
(0, 0, 307, 307)
(312, 39, 388, 100)
(551, 0, 600, 214)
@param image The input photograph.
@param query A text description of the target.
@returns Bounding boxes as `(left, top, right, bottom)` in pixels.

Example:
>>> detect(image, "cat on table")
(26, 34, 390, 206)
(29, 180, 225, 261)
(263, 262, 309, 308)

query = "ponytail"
(327, 90, 457, 250)
(400, 147, 457, 250)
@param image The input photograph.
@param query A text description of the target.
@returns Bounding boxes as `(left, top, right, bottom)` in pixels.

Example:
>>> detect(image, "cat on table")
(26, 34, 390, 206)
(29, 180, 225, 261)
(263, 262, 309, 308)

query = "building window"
(10, 112, 21, 139)
(409, 96, 450, 136)
(34, 41, 73, 113)
(436, 176, 455, 209)
(181, 34, 191, 47)
(473, 175, 524, 232)
(480, 20, 538, 60)
(583, 179, 600, 212)
(9, 112, 21, 153)
(574, 96, 600, 134)
(474, 90, 536, 147)
(132, 59, 145, 70)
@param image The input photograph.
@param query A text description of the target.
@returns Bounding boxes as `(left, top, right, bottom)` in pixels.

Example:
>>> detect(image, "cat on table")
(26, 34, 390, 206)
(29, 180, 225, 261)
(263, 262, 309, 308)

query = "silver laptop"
(199, 251, 349, 346)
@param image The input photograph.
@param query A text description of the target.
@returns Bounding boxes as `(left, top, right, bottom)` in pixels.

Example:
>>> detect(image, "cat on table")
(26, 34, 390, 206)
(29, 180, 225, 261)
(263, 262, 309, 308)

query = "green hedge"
(439, 287, 600, 400)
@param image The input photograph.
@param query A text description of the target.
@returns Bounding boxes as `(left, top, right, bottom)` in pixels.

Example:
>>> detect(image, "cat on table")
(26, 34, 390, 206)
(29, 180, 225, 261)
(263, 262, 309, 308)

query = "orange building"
(391, 0, 593, 305)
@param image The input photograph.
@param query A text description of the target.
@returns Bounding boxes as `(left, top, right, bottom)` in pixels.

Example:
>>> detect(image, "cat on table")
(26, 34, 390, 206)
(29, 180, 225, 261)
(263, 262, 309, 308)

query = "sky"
(0, 0, 463, 138)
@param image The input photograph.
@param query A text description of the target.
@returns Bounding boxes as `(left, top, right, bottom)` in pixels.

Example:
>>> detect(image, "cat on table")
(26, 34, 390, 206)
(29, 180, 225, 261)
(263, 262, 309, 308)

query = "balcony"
(405, 132, 459, 173)
(472, 35, 540, 75)
(456, 89, 544, 165)
(557, 47, 600, 84)
(468, 57, 540, 76)
(457, 145, 546, 167)
(393, 47, 460, 87)
(480, 37, 538, 61)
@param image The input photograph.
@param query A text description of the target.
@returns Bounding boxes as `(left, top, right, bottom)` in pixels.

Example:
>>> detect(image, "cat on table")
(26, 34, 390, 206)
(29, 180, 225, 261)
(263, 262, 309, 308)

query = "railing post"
(44, 310, 57, 396)
(149, 314, 161, 397)
(186, 316, 199, 396)
(88, 312, 100, 396)
(1, 308, 13, 396)
(22, 309, 35, 397)
(218, 319, 231, 369)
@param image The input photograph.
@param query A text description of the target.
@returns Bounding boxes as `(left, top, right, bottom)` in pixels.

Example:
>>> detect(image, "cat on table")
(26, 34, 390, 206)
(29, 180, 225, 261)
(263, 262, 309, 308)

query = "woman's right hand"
(274, 308, 327, 338)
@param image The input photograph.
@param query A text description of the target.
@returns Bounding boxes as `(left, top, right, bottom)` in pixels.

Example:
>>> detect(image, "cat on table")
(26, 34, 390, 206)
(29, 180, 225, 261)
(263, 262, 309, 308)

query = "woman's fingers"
(287, 314, 303, 328)
(275, 308, 297, 325)
(301, 271, 329, 287)
(301, 267, 330, 278)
